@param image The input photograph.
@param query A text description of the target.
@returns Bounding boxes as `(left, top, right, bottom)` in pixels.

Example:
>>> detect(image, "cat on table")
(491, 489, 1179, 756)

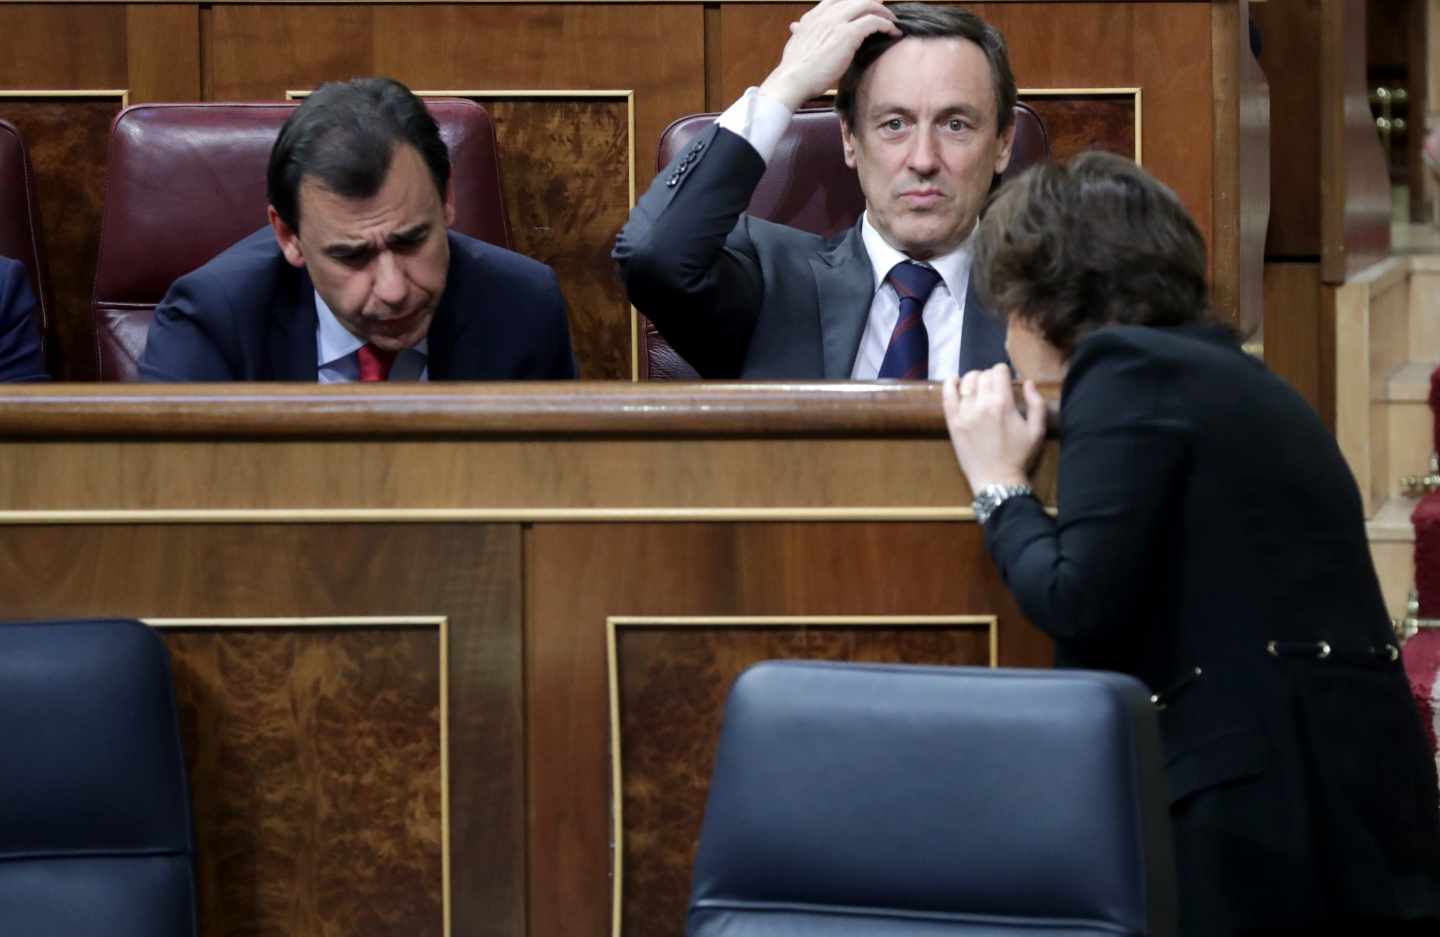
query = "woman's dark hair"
(267, 77, 450, 232)
(974, 151, 1213, 355)
(833, 4, 1016, 134)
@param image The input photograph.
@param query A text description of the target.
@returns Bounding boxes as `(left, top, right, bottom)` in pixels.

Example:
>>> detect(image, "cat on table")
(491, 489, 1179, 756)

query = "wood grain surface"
(0, 4, 200, 378)
(166, 626, 443, 937)
(0, 522, 524, 937)
(526, 522, 1052, 937)
(0, 97, 122, 379)
(0, 381, 1057, 437)
(1023, 95, 1137, 163)
(1252, 0, 1323, 259)
(480, 98, 632, 379)
(614, 619, 994, 937)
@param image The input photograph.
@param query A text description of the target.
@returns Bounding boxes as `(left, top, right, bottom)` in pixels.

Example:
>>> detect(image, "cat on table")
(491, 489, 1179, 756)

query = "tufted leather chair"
(639, 104, 1049, 379)
(0, 119, 50, 357)
(0, 618, 197, 937)
(91, 100, 511, 380)
(689, 661, 1178, 937)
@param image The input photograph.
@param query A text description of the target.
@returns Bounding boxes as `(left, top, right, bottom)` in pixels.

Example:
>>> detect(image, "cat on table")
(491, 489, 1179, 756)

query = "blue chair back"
(0, 618, 198, 937)
(689, 662, 1177, 937)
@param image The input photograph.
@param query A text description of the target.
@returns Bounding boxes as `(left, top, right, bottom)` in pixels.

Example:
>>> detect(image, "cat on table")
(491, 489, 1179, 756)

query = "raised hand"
(942, 365, 1047, 492)
(758, 0, 901, 112)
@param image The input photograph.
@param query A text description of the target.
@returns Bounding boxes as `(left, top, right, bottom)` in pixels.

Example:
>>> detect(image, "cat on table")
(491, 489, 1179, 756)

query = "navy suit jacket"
(0, 257, 48, 382)
(613, 125, 1007, 379)
(140, 228, 576, 381)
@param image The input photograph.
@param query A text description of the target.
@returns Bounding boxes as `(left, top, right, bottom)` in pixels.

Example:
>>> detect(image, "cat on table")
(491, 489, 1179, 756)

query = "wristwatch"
(972, 483, 1034, 525)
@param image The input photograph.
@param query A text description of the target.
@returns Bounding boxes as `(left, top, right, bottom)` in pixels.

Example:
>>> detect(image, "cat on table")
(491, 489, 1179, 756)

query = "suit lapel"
(427, 290, 459, 380)
(425, 238, 470, 380)
(269, 267, 320, 381)
(958, 275, 1008, 375)
(812, 222, 875, 379)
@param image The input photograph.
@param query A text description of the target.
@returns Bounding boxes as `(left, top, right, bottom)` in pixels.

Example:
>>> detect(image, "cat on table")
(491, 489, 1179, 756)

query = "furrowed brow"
(387, 223, 431, 246)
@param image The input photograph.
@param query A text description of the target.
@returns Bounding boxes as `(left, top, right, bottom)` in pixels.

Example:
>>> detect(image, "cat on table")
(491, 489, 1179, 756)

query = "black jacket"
(986, 323, 1440, 934)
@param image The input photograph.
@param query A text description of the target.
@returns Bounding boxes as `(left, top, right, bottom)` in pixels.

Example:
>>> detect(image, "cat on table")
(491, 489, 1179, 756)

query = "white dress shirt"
(314, 289, 429, 382)
(716, 87, 974, 379)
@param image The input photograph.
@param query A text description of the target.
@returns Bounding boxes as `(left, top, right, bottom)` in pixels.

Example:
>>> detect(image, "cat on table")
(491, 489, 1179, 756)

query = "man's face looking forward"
(841, 36, 1015, 260)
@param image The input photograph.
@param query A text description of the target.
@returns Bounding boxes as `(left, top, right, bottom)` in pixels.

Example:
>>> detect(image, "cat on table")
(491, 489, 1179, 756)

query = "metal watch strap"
(972, 483, 1034, 525)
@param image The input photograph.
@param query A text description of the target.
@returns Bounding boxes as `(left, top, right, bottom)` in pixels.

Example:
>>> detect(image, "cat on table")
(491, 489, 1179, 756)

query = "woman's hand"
(942, 364, 1047, 491)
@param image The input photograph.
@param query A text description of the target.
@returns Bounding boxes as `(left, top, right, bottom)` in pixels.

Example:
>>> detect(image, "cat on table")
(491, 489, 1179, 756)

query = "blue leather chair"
(0, 618, 198, 936)
(688, 661, 1178, 937)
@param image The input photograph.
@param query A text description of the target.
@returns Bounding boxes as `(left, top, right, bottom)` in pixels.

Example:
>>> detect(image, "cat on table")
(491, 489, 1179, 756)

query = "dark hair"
(267, 77, 450, 232)
(973, 151, 1213, 355)
(833, 4, 1016, 134)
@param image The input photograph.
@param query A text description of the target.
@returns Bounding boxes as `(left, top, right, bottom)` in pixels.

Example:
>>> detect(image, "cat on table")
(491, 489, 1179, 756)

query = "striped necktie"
(878, 261, 942, 380)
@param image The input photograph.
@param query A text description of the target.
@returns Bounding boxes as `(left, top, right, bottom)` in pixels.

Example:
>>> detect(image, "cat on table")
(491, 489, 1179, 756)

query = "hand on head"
(759, 0, 900, 112)
(942, 364, 1046, 491)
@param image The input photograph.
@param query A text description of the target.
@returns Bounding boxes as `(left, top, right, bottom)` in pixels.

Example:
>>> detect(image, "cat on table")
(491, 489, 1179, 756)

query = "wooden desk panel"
(0, 385, 1054, 937)
(0, 521, 522, 937)
(526, 521, 1050, 937)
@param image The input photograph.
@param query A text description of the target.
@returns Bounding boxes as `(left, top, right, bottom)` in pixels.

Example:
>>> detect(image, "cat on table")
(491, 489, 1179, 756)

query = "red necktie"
(356, 343, 397, 382)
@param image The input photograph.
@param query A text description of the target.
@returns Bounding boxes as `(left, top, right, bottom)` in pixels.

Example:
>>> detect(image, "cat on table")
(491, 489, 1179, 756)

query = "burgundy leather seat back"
(640, 104, 1049, 379)
(0, 119, 50, 354)
(93, 100, 511, 381)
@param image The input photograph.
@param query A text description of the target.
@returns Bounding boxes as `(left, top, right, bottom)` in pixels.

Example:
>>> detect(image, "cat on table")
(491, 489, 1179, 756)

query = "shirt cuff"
(715, 86, 793, 166)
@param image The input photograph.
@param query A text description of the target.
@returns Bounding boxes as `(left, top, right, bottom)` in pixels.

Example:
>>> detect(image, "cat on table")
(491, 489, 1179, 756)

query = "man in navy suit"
(0, 257, 48, 382)
(141, 78, 576, 382)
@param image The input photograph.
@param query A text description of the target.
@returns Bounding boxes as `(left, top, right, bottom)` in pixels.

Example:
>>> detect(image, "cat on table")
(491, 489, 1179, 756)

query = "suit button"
(666, 174, 679, 187)
(691, 140, 705, 153)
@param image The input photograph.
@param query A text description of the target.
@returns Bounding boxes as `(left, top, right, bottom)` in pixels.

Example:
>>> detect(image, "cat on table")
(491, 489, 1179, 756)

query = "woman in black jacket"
(944, 151, 1440, 937)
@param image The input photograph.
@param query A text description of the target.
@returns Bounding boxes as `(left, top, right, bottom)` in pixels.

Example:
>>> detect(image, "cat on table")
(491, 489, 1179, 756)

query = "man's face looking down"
(270, 142, 455, 352)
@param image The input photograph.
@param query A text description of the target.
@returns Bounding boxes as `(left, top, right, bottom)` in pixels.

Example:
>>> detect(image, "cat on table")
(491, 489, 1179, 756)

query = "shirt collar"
(860, 212, 974, 300)
(314, 289, 428, 368)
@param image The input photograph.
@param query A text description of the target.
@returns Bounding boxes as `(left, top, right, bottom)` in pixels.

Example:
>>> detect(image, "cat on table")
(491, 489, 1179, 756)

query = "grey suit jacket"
(613, 124, 1007, 379)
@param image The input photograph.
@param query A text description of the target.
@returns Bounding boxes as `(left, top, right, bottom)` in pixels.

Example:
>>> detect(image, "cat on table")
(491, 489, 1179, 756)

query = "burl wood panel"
(164, 626, 442, 937)
(717, 3, 1215, 282)
(0, 98, 121, 379)
(526, 522, 1051, 937)
(1023, 96, 1136, 164)
(0, 522, 524, 937)
(479, 98, 631, 379)
(616, 622, 992, 937)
